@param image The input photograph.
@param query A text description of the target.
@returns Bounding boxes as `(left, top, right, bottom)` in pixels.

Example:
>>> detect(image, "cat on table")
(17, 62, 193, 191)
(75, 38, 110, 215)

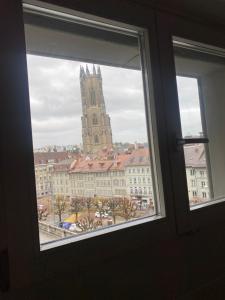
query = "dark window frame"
(0, 0, 178, 290)
(157, 12, 225, 234)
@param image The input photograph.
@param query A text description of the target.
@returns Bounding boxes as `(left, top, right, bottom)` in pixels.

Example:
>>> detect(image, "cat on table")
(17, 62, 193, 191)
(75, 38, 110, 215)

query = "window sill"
(41, 213, 164, 251)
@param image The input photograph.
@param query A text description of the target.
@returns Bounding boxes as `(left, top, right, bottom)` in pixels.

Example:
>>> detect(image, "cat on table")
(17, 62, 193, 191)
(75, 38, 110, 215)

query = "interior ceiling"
(139, 0, 225, 25)
(24, 11, 141, 69)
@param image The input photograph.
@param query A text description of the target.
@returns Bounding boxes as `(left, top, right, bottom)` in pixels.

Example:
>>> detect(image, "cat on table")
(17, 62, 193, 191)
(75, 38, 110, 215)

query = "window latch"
(176, 137, 209, 150)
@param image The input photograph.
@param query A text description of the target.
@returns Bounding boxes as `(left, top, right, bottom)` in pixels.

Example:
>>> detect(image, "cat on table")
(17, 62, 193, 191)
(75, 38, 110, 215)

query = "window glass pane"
(174, 37, 225, 207)
(23, 5, 161, 248)
(176, 76, 203, 138)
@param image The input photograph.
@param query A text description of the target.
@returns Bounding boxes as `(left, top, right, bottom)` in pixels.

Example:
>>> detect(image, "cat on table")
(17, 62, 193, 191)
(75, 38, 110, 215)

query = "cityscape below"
(31, 65, 209, 244)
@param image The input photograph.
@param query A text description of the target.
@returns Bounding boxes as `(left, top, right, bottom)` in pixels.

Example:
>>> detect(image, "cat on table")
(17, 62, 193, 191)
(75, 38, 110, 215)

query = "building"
(125, 148, 153, 206)
(110, 154, 131, 197)
(184, 144, 209, 204)
(51, 158, 75, 198)
(80, 65, 113, 154)
(34, 152, 77, 198)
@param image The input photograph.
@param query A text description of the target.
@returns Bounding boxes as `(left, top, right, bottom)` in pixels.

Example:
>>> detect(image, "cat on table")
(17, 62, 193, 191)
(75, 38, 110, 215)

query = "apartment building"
(125, 148, 153, 203)
(34, 152, 77, 198)
(184, 144, 209, 204)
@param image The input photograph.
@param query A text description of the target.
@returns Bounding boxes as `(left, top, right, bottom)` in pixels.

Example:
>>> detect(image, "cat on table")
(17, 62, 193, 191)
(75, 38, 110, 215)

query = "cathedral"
(80, 65, 113, 154)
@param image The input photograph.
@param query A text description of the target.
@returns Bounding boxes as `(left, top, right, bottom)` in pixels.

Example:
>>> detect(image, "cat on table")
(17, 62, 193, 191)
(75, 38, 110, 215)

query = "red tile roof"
(70, 159, 113, 173)
(70, 148, 150, 173)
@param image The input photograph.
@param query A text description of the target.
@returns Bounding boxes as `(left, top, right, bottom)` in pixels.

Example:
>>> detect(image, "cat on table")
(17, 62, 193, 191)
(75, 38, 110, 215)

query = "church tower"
(80, 65, 113, 154)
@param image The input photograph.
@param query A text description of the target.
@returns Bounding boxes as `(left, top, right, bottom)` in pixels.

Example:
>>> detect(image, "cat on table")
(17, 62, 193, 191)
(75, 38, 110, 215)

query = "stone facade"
(80, 65, 113, 154)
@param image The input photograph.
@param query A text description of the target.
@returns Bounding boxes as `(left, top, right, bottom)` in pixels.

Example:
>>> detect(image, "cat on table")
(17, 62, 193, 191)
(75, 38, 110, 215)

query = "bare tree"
(84, 197, 94, 219)
(37, 205, 49, 221)
(107, 197, 121, 224)
(70, 197, 85, 222)
(119, 197, 137, 221)
(94, 196, 108, 224)
(76, 216, 102, 232)
(54, 194, 66, 223)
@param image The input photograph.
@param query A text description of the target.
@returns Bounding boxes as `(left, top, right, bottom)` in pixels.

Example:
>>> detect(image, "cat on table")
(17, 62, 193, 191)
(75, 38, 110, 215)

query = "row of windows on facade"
(189, 169, 206, 176)
(68, 179, 126, 188)
(130, 187, 152, 195)
(55, 177, 150, 186)
(129, 177, 151, 184)
(192, 191, 207, 198)
(191, 180, 207, 188)
(128, 167, 150, 174)
(52, 171, 134, 179)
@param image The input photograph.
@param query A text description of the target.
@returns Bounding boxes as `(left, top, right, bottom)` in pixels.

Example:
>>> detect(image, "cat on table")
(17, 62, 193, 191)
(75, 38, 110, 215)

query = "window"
(92, 113, 98, 125)
(190, 169, 195, 176)
(172, 33, 225, 218)
(23, 2, 163, 249)
(90, 89, 96, 105)
(94, 135, 99, 144)
(173, 38, 225, 206)
(200, 170, 204, 177)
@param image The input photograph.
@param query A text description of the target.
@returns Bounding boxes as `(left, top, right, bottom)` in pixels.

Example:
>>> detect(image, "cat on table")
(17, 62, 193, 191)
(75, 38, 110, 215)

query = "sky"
(26, 55, 202, 149)
(176, 76, 202, 137)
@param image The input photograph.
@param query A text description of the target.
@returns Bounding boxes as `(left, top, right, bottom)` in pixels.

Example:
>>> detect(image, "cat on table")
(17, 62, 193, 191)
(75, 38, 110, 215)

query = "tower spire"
(93, 64, 96, 75)
(80, 65, 85, 78)
(97, 65, 101, 78)
(86, 64, 90, 76)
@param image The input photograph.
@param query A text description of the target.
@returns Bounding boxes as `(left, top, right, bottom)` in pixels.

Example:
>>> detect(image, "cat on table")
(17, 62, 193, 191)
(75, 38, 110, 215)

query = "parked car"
(68, 223, 76, 231)
(95, 211, 109, 218)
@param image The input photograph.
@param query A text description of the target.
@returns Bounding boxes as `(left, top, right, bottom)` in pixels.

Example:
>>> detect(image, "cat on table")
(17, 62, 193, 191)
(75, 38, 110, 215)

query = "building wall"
(186, 166, 210, 203)
(125, 165, 153, 201)
(35, 164, 53, 198)
(51, 171, 70, 198)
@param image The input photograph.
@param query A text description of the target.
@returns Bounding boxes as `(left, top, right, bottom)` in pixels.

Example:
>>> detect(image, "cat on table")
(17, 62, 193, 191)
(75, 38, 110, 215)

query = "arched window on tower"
(90, 89, 96, 105)
(94, 135, 99, 144)
(93, 114, 98, 125)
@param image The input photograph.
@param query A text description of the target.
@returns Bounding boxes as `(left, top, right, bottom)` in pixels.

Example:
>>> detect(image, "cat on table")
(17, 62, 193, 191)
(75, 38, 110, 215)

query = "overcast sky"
(27, 55, 202, 149)
(176, 76, 202, 137)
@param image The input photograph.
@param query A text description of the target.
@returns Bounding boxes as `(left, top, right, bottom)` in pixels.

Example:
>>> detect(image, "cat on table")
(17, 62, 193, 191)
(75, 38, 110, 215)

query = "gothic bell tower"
(80, 65, 113, 154)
